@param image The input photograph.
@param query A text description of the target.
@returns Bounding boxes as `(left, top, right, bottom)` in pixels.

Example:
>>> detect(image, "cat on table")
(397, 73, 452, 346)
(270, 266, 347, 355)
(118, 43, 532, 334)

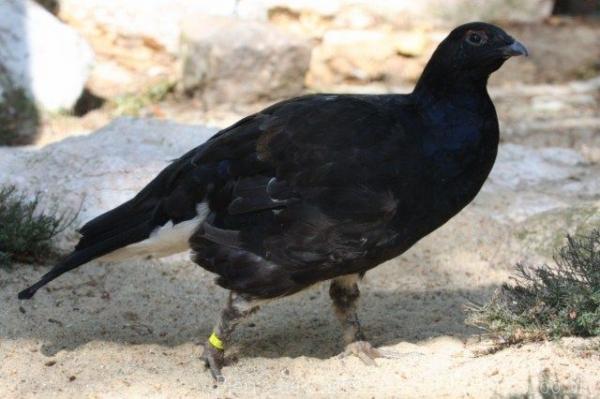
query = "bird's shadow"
(2, 258, 497, 361)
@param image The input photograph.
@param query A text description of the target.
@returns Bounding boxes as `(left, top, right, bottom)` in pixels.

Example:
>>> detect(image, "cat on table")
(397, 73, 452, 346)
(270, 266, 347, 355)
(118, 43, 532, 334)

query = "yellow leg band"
(208, 332, 224, 350)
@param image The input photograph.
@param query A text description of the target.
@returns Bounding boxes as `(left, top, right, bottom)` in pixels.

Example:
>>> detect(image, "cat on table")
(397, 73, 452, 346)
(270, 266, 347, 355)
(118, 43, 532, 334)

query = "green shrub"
(0, 86, 39, 146)
(0, 185, 74, 266)
(467, 230, 600, 343)
(112, 80, 175, 117)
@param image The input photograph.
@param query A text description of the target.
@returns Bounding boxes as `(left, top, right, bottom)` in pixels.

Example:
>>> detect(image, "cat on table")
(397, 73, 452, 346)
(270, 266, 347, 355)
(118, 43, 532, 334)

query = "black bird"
(19, 22, 527, 380)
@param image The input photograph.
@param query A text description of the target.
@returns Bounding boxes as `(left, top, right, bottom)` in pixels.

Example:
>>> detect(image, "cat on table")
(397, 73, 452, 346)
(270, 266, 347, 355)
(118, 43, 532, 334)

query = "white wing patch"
(100, 203, 209, 261)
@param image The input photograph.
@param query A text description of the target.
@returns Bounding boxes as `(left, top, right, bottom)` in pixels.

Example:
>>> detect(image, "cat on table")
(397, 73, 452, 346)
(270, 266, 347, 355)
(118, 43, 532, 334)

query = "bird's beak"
(501, 40, 529, 57)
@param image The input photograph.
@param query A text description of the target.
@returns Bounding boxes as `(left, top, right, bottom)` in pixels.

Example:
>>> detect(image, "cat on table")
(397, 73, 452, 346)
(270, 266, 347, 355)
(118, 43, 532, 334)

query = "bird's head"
(416, 22, 527, 93)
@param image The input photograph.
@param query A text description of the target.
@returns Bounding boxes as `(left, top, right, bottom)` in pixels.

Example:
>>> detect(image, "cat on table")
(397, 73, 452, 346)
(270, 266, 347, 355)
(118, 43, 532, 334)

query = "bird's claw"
(200, 343, 225, 383)
(339, 340, 383, 366)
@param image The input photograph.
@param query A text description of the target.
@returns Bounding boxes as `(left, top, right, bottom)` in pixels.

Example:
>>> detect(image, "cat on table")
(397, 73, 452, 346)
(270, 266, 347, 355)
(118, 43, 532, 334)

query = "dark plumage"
(18, 22, 527, 380)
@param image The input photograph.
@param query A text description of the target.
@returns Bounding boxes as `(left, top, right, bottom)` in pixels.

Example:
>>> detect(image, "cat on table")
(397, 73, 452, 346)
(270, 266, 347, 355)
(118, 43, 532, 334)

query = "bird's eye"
(466, 32, 484, 46)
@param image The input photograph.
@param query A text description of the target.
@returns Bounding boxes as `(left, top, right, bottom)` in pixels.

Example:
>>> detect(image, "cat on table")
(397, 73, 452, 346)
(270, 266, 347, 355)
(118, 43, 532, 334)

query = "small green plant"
(111, 80, 175, 117)
(0, 86, 39, 145)
(467, 229, 600, 343)
(0, 185, 75, 266)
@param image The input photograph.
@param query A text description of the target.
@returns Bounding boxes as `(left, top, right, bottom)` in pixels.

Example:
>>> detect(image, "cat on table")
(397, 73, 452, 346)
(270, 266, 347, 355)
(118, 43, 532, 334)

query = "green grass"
(0, 85, 38, 146)
(467, 229, 600, 343)
(111, 80, 175, 117)
(0, 185, 75, 266)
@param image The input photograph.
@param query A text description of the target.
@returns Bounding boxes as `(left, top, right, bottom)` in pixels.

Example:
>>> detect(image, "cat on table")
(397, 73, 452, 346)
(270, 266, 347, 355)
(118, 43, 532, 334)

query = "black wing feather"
(190, 94, 419, 297)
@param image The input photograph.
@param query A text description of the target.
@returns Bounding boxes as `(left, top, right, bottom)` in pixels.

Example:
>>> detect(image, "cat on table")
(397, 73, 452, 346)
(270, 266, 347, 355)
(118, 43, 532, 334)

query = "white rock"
(0, 0, 94, 111)
(488, 144, 586, 190)
(0, 118, 217, 227)
(60, 0, 239, 54)
(501, 193, 567, 223)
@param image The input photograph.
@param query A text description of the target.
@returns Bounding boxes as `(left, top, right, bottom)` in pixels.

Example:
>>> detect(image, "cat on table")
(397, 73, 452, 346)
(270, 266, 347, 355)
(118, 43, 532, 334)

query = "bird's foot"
(339, 340, 383, 366)
(200, 343, 225, 383)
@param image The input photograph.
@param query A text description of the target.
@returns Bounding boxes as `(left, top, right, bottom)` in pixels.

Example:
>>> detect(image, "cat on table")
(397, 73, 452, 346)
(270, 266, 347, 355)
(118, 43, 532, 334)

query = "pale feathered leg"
(329, 274, 382, 365)
(201, 292, 259, 382)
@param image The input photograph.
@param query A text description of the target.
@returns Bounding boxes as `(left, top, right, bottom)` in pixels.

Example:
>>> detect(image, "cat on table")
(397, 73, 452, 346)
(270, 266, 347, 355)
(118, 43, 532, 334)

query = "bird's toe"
(200, 343, 225, 383)
(340, 340, 382, 366)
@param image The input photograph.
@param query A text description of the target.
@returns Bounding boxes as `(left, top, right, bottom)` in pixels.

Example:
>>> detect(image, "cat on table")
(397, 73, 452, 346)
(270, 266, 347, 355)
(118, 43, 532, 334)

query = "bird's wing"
(76, 94, 400, 249)
(188, 94, 423, 296)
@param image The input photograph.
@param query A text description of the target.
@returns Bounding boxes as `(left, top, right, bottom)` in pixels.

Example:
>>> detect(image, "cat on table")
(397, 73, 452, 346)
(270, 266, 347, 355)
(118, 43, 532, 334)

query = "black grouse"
(19, 22, 527, 380)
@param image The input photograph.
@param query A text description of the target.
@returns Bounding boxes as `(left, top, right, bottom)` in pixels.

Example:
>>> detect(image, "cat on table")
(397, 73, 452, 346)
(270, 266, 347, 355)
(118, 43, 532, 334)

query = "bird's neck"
(412, 62, 491, 111)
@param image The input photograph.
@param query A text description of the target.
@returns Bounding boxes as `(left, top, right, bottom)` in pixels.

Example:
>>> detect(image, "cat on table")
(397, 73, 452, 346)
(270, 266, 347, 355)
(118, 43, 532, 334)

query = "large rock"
(491, 76, 600, 163)
(0, 118, 217, 243)
(487, 144, 585, 191)
(180, 16, 312, 107)
(0, 0, 94, 112)
(479, 144, 599, 221)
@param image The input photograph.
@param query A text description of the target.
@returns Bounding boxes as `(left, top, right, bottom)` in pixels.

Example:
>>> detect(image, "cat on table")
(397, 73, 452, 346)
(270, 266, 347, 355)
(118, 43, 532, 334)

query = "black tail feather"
(18, 146, 200, 300)
(78, 199, 154, 238)
(18, 250, 104, 300)
(75, 206, 155, 251)
(18, 222, 153, 300)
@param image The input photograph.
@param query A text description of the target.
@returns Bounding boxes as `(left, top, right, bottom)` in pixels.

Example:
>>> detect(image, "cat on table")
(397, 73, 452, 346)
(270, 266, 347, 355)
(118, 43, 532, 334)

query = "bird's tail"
(18, 148, 199, 300)
(18, 251, 98, 300)
(18, 222, 152, 300)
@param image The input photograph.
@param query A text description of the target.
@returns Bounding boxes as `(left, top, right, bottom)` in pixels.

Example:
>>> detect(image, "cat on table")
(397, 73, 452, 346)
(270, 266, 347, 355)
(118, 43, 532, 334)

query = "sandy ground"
(2, 201, 599, 398)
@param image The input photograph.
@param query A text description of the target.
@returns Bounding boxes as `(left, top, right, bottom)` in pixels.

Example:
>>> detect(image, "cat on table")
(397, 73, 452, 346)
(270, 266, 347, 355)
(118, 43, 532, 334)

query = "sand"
(2, 206, 599, 398)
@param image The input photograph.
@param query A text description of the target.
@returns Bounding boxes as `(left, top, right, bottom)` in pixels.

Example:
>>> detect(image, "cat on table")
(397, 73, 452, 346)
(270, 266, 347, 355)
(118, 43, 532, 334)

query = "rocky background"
(1, 0, 599, 398)
(0, 0, 598, 146)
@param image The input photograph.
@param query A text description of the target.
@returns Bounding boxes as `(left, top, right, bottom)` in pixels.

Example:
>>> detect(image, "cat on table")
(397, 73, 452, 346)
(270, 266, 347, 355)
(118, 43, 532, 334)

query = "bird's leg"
(329, 274, 382, 365)
(201, 292, 259, 382)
